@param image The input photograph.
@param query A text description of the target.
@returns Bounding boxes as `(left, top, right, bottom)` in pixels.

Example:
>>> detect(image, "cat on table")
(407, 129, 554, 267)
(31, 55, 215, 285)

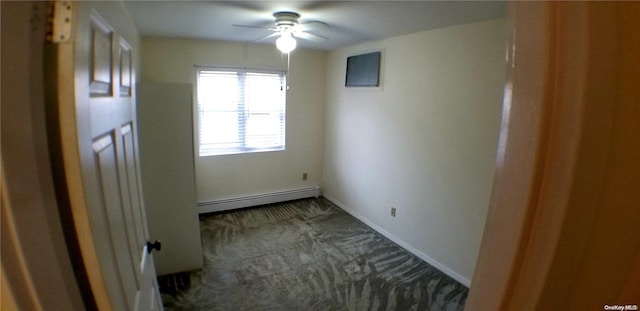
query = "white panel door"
(47, 1, 162, 310)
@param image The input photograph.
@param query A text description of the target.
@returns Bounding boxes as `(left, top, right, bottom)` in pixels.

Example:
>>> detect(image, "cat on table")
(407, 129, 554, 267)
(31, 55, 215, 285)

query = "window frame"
(195, 67, 287, 157)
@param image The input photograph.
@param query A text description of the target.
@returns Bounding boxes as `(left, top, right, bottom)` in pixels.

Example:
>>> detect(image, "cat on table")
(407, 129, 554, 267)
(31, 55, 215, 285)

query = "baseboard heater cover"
(198, 186, 321, 214)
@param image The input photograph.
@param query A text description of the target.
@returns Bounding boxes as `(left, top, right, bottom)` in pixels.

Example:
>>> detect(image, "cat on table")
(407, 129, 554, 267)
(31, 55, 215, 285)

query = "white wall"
(322, 19, 507, 284)
(140, 38, 326, 203)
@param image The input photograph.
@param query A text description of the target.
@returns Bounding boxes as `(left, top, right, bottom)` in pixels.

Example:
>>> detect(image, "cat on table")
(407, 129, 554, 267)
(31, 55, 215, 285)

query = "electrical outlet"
(390, 207, 396, 217)
(302, 173, 308, 181)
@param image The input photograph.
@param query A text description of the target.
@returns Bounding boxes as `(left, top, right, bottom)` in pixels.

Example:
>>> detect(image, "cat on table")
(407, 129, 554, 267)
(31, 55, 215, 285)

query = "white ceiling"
(125, 1, 507, 51)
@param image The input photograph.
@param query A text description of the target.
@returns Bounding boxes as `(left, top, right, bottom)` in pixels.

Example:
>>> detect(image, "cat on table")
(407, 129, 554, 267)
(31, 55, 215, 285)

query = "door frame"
(466, 2, 640, 309)
(1, 1, 86, 310)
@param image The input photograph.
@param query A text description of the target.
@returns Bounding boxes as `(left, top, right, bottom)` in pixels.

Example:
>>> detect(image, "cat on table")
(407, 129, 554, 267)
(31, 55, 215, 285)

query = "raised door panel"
(119, 39, 132, 97)
(121, 123, 149, 259)
(92, 133, 138, 310)
(117, 123, 143, 287)
(89, 14, 112, 96)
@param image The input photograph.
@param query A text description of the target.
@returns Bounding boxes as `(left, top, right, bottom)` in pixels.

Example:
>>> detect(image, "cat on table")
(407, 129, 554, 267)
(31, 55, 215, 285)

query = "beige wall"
(140, 38, 326, 203)
(322, 19, 507, 284)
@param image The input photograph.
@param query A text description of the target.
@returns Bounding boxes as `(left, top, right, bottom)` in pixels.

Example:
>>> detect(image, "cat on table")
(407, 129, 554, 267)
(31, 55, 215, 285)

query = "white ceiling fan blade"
(293, 31, 329, 42)
(232, 24, 277, 31)
(254, 32, 280, 42)
(295, 21, 329, 32)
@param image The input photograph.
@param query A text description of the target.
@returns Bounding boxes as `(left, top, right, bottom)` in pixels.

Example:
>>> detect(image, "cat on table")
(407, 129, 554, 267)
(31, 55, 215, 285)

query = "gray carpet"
(160, 197, 468, 310)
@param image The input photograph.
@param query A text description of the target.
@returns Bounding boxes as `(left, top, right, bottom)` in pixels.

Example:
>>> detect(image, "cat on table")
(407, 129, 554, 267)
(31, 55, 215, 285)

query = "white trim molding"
(323, 193, 471, 288)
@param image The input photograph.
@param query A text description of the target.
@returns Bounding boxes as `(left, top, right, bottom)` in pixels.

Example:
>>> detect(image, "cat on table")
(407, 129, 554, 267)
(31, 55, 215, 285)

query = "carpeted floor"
(160, 197, 468, 310)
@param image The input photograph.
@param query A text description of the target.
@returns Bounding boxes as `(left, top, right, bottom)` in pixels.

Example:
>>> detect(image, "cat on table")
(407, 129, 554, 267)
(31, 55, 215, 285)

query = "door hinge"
(46, 1, 73, 43)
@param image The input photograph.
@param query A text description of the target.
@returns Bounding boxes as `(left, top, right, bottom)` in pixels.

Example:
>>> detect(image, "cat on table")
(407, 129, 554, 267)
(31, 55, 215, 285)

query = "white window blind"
(197, 68, 286, 156)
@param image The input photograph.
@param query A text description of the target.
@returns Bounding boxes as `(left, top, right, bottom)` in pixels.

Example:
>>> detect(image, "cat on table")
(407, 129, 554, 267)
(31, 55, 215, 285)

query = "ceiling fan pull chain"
(287, 52, 291, 90)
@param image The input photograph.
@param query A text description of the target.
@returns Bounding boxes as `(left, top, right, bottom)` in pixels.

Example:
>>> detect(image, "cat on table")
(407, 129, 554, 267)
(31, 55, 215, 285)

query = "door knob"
(146, 240, 161, 254)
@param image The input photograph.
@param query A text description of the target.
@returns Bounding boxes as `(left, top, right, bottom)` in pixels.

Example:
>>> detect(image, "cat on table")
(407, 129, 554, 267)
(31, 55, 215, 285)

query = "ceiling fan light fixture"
(276, 32, 297, 54)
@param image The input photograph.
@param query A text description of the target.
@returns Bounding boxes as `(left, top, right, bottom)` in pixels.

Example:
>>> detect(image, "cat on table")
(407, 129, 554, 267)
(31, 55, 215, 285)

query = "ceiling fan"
(233, 11, 329, 53)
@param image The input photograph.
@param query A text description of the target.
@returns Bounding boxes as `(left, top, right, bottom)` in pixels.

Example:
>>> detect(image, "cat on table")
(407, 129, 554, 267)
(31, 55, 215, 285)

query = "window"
(196, 68, 286, 156)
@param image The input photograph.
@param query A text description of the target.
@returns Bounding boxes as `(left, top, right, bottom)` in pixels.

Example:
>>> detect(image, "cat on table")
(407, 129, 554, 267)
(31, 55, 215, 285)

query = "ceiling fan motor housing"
(274, 11, 300, 30)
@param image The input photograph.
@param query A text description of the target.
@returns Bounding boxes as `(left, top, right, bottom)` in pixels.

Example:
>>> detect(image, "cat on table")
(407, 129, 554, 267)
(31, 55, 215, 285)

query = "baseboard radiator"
(197, 186, 321, 214)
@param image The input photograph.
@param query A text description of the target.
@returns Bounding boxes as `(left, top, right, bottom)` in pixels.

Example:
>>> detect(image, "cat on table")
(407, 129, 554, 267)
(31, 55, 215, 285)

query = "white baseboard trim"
(198, 186, 321, 214)
(322, 193, 471, 288)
